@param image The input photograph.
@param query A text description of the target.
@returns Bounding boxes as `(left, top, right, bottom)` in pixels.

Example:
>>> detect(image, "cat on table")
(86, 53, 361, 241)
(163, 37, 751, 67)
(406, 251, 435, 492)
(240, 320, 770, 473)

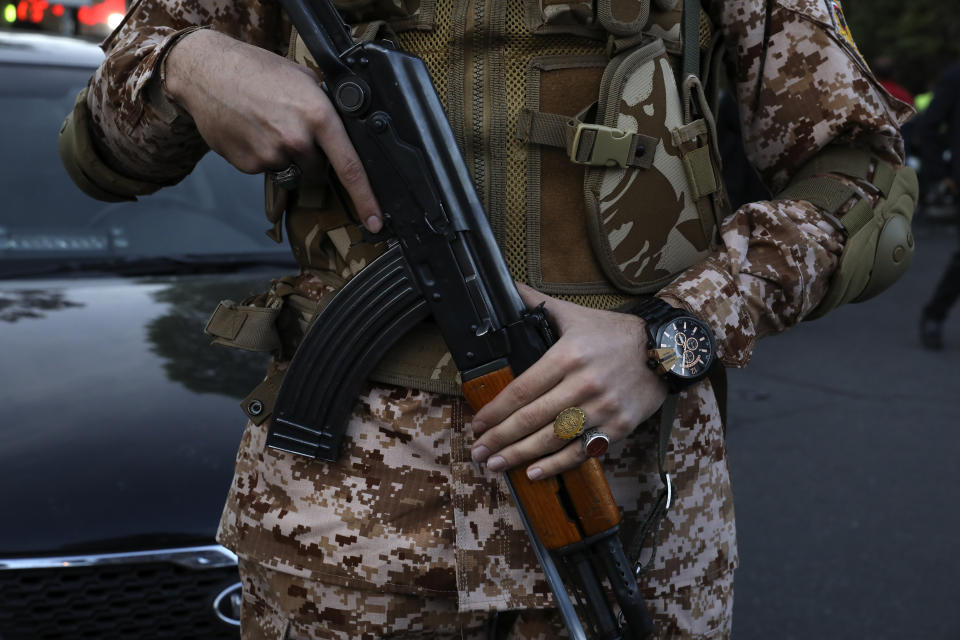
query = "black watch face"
(655, 317, 715, 380)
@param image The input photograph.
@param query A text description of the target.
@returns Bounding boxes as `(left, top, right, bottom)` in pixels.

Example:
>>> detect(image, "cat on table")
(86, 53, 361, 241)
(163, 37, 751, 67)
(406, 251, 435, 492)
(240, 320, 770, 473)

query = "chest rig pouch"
(519, 0, 726, 295)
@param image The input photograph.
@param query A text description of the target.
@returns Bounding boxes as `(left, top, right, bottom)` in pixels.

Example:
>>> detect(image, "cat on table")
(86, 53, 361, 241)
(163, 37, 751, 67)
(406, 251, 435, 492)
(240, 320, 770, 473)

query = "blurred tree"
(845, 0, 960, 96)
(146, 278, 273, 399)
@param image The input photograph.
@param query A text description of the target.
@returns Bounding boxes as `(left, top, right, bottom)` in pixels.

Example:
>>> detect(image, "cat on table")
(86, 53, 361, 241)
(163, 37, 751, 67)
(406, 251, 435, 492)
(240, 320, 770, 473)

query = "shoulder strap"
(682, 0, 702, 79)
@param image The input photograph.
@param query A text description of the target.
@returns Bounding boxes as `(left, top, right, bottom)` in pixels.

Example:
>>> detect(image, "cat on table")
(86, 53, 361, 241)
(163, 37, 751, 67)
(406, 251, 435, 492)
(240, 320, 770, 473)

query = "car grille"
(0, 546, 241, 640)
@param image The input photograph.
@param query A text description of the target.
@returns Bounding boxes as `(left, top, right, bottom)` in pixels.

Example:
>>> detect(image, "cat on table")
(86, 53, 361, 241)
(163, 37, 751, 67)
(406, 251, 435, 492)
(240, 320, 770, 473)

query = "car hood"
(0, 272, 278, 556)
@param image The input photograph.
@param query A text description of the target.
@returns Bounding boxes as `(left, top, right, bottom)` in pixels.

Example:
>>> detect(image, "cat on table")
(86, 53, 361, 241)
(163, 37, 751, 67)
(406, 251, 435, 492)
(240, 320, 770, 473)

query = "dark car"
(0, 31, 295, 639)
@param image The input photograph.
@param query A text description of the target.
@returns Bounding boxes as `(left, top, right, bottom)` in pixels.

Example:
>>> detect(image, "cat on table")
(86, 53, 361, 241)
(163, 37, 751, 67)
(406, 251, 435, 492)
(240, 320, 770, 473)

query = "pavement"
(725, 217, 960, 638)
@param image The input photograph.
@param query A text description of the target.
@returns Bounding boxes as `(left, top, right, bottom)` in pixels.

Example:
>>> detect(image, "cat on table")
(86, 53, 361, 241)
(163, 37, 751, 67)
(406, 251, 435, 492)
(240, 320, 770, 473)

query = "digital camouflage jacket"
(62, 0, 911, 619)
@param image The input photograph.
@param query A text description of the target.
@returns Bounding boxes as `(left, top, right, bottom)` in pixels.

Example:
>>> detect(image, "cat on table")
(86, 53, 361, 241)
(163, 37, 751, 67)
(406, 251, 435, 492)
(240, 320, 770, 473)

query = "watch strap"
(630, 296, 685, 329)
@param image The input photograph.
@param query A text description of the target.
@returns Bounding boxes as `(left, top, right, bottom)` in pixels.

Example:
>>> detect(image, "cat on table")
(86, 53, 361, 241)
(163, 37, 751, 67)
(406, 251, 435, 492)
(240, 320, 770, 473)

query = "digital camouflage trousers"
(238, 557, 733, 639)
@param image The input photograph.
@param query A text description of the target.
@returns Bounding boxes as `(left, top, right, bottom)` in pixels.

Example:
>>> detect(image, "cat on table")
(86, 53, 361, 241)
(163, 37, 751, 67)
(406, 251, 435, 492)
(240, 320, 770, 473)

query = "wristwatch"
(630, 297, 716, 393)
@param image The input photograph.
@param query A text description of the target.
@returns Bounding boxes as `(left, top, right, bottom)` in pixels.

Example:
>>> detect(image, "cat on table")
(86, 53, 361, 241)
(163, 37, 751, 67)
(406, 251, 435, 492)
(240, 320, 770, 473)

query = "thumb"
(515, 282, 574, 332)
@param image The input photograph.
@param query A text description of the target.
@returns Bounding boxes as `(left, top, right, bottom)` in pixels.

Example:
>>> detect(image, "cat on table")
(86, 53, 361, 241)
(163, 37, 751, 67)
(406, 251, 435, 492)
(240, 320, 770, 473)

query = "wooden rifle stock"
(461, 367, 622, 547)
(463, 366, 655, 639)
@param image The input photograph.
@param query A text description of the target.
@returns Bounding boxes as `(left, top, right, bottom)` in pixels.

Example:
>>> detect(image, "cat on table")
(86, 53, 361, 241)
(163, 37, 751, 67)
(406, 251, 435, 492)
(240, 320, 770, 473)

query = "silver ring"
(267, 163, 302, 190)
(581, 428, 611, 458)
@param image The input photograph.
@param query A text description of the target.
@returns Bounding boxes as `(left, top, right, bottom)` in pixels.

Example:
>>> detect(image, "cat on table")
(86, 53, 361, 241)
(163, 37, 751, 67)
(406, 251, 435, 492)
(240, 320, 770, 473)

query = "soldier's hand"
(469, 283, 669, 480)
(164, 29, 383, 232)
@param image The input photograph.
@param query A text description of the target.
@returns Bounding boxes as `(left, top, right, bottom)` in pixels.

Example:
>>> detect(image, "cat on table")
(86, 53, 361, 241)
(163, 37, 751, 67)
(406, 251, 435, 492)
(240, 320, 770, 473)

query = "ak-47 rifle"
(264, 0, 654, 637)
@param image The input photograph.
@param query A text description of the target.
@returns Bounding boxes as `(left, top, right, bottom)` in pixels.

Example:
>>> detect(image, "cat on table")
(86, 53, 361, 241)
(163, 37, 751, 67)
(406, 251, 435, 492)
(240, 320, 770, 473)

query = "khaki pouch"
(519, 35, 724, 295)
(582, 37, 722, 293)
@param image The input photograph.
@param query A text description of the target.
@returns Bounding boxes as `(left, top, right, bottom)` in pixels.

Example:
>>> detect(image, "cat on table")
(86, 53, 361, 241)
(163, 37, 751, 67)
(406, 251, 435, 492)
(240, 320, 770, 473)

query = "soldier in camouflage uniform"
(59, 0, 913, 637)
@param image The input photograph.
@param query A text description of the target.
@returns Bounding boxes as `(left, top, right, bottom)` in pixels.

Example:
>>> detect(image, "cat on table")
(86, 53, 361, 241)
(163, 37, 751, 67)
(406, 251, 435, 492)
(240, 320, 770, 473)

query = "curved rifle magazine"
(267, 242, 429, 460)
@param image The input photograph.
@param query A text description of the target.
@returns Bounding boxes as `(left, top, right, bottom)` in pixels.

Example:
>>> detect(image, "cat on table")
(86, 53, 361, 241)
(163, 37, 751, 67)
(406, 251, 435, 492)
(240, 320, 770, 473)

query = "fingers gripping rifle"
(266, 1, 654, 637)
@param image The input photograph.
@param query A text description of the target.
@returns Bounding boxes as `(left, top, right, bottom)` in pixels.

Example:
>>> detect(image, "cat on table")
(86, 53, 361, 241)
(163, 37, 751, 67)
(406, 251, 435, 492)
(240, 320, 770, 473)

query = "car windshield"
(0, 63, 291, 276)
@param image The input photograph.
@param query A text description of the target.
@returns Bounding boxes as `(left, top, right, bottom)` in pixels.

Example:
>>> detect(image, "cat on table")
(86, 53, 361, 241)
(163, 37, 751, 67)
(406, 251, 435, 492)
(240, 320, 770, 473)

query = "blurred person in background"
(873, 55, 915, 107)
(917, 62, 960, 350)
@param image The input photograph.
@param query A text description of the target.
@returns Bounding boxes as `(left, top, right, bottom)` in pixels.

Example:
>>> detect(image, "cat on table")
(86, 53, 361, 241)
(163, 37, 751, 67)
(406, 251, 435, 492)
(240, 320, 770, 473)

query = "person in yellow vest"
(59, 0, 915, 637)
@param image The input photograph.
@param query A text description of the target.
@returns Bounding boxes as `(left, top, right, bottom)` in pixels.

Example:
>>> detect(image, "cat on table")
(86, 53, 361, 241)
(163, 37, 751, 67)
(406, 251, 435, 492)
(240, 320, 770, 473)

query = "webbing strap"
(682, 0, 701, 79)
(778, 177, 858, 218)
(628, 393, 678, 572)
(516, 107, 657, 169)
(204, 300, 282, 352)
(775, 143, 901, 235)
(793, 146, 873, 187)
(786, 145, 897, 197)
(516, 109, 572, 151)
(671, 118, 708, 146)
(840, 199, 876, 234)
(658, 394, 678, 484)
(682, 145, 719, 200)
(873, 160, 896, 198)
(777, 172, 887, 236)
(241, 368, 285, 426)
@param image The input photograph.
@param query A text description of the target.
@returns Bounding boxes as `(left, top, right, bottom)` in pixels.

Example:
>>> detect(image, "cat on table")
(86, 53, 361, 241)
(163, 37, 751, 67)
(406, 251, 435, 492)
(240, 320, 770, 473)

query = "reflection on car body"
(0, 30, 295, 639)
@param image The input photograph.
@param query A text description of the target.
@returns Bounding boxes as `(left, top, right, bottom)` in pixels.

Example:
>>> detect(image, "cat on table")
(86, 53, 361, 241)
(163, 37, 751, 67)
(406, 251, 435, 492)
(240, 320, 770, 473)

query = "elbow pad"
(775, 145, 918, 320)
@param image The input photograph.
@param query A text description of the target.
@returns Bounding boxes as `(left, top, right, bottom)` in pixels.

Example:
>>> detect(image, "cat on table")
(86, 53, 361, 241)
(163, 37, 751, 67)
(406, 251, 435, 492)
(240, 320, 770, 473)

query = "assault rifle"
(265, 0, 654, 637)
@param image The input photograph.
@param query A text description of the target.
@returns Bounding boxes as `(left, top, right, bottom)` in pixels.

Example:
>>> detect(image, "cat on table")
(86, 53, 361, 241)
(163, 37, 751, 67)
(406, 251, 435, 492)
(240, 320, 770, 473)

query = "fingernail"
(366, 215, 382, 233)
(471, 420, 487, 434)
(527, 467, 543, 481)
(471, 445, 490, 463)
(487, 456, 506, 471)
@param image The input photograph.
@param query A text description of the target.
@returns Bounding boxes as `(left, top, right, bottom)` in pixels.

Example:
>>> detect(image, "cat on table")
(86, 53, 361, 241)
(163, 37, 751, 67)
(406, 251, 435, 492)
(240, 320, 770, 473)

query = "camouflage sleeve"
(82, 0, 287, 188)
(658, 0, 912, 367)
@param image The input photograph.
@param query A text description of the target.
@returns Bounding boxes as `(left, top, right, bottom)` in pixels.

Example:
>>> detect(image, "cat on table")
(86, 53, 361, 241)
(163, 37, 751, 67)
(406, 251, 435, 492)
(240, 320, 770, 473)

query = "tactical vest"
(216, 0, 728, 408)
